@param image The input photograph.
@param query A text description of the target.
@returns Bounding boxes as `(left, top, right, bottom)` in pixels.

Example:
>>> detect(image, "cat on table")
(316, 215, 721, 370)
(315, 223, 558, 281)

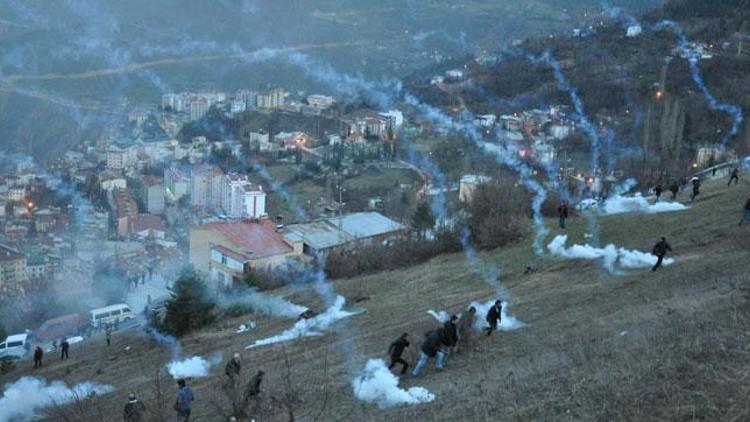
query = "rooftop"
(198, 219, 293, 259)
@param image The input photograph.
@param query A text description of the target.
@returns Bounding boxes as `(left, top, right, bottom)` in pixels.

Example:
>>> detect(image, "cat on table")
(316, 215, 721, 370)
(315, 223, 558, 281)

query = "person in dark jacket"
(651, 237, 673, 272)
(669, 182, 679, 200)
(739, 198, 750, 227)
(33, 346, 43, 368)
(105, 326, 112, 347)
(728, 167, 740, 186)
(411, 330, 446, 377)
(484, 301, 503, 336)
(557, 202, 569, 229)
(225, 353, 241, 380)
(691, 177, 701, 202)
(175, 379, 195, 422)
(456, 306, 477, 354)
(123, 393, 146, 422)
(60, 338, 69, 360)
(387, 333, 410, 375)
(654, 185, 663, 202)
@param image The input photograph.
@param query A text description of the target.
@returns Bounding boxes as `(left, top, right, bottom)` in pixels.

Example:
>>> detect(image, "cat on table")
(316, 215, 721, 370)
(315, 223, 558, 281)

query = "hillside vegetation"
(2, 175, 748, 421)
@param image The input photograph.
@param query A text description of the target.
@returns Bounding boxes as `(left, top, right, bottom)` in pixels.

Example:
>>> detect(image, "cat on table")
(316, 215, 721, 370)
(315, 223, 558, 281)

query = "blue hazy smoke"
(655, 20, 744, 148)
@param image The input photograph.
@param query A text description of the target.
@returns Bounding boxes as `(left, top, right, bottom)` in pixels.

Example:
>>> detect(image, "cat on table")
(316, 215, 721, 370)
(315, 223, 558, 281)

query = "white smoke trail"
(218, 288, 308, 319)
(601, 194, 688, 215)
(0, 377, 114, 421)
(547, 235, 674, 273)
(246, 295, 360, 349)
(166, 353, 223, 379)
(352, 359, 434, 408)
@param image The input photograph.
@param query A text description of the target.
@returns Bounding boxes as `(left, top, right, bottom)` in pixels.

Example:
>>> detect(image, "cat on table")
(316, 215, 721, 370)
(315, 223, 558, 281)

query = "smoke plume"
(0, 377, 114, 422)
(427, 300, 527, 331)
(352, 359, 434, 408)
(547, 235, 674, 273)
(246, 295, 360, 349)
(166, 353, 223, 379)
(218, 287, 308, 319)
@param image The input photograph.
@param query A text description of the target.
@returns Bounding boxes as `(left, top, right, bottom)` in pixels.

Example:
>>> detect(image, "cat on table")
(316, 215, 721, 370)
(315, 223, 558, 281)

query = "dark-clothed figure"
(456, 306, 476, 353)
(175, 379, 195, 422)
(691, 177, 701, 202)
(106, 326, 112, 347)
(60, 339, 69, 360)
(729, 168, 740, 186)
(411, 330, 446, 377)
(33, 346, 43, 368)
(652, 237, 673, 272)
(225, 353, 241, 380)
(654, 185, 663, 202)
(557, 202, 569, 229)
(387, 333, 410, 375)
(669, 182, 679, 200)
(485, 301, 503, 336)
(245, 370, 264, 397)
(123, 393, 146, 422)
(739, 198, 750, 227)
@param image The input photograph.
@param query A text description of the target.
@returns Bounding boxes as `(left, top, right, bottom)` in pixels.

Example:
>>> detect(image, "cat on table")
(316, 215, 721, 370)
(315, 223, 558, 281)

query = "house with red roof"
(189, 219, 298, 288)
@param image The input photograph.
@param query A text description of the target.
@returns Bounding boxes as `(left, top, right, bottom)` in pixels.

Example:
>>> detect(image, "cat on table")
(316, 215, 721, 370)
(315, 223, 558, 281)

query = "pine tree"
(411, 201, 435, 240)
(162, 269, 216, 337)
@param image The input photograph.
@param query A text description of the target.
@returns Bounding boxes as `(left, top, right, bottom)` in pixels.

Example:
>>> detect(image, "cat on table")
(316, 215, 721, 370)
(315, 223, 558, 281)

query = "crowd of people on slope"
(386, 300, 504, 378)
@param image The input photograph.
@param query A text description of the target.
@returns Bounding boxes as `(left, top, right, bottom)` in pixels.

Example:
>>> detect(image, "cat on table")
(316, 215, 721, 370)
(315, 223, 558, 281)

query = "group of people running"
(387, 300, 504, 377)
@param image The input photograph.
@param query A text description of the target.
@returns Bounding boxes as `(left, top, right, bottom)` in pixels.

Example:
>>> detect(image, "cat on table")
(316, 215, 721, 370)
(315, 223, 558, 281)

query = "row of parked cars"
(0, 303, 137, 360)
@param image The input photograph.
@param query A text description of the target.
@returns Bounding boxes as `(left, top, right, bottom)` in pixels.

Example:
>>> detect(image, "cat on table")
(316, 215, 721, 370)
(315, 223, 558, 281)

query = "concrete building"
(307, 94, 336, 109)
(106, 146, 136, 170)
(221, 173, 266, 219)
(459, 175, 492, 202)
(285, 212, 406, 256)
(230, 99, 247, 114)
(249, 131, 273, 152)
(189, 219, 296, 288)
(274, 132, 313, 151)
(189, 98, 209, 121)
(112, 188, 139, 237)
(190, 164, 224, 210)
(165, 166, 189, 202)
(0, 244, 27, 291)
(142, 176, 165, 214)
(256, 87, 285, 109)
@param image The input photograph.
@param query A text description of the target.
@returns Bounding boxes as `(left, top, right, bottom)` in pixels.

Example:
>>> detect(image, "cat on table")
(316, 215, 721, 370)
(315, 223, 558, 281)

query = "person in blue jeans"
(412, 329, 446, 377)
(175, 379, 195, 421)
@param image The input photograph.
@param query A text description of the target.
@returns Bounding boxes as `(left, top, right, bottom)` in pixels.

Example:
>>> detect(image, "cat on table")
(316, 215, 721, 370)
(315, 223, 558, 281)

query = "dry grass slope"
(2, 177, 750, 421)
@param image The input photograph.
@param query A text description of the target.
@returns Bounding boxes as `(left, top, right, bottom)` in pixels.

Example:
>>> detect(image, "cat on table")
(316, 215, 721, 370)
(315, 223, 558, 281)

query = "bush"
(468, 183, 526, 249)
(325, 228, 462, 279)
(160, 269, 217, 337)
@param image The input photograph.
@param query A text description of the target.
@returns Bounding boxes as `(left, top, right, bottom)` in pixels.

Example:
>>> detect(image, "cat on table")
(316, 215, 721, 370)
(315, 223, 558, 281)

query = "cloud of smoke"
(0, 376, 114, 422)
(166, 353, 223, 379)
(352, 359, 435, 408)
(146, 329, 182, 360)
(217, 287, 308, 319)
(601, 194, 688, 215)
(246, 295, 360, 349)
(655, 20, 744, 148)
(547, 235, 674, 273)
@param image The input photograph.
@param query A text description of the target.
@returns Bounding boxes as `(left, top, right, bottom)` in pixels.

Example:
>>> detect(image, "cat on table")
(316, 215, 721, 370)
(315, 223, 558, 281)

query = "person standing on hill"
(651, 237, 673, 272)
(739, 198, 750, 227)
(557, 202, 569, 229)
(690, 177, 701, 202)
(484, 300, 503, 336)
(654, 185, 663, 202)
(387, 333, 410, 375)
(728, 167, 740, 186)
(669, 182, 679, 200)
(456, 306, 477, 353)
(225, 353, 241, 380)
(441, 315, 459, 359)
(123, 393, 147, 422)
(105, 326, 112, 347)
(60, 338, 69, 360)
(33, 346, 43, 368)
(175, 379, 195, 422)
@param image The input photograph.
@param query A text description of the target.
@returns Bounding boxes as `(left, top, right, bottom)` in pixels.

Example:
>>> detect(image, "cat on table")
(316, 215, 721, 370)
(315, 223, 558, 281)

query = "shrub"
(160, 269, 216, 337)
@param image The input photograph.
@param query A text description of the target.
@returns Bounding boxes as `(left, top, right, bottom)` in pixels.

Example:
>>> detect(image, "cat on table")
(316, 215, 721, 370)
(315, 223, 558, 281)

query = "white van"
(89, 304, 135, 328)
(0, 333, 31, 360)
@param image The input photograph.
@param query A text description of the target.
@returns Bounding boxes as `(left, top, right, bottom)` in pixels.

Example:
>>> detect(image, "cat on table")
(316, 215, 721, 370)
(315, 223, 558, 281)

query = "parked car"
(0, 333, 31, 360)
(89, 304, 135, 328)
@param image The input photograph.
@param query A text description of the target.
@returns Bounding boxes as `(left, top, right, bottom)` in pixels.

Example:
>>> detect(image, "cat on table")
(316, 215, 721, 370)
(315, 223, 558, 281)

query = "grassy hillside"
(3, 175, 749, 421)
